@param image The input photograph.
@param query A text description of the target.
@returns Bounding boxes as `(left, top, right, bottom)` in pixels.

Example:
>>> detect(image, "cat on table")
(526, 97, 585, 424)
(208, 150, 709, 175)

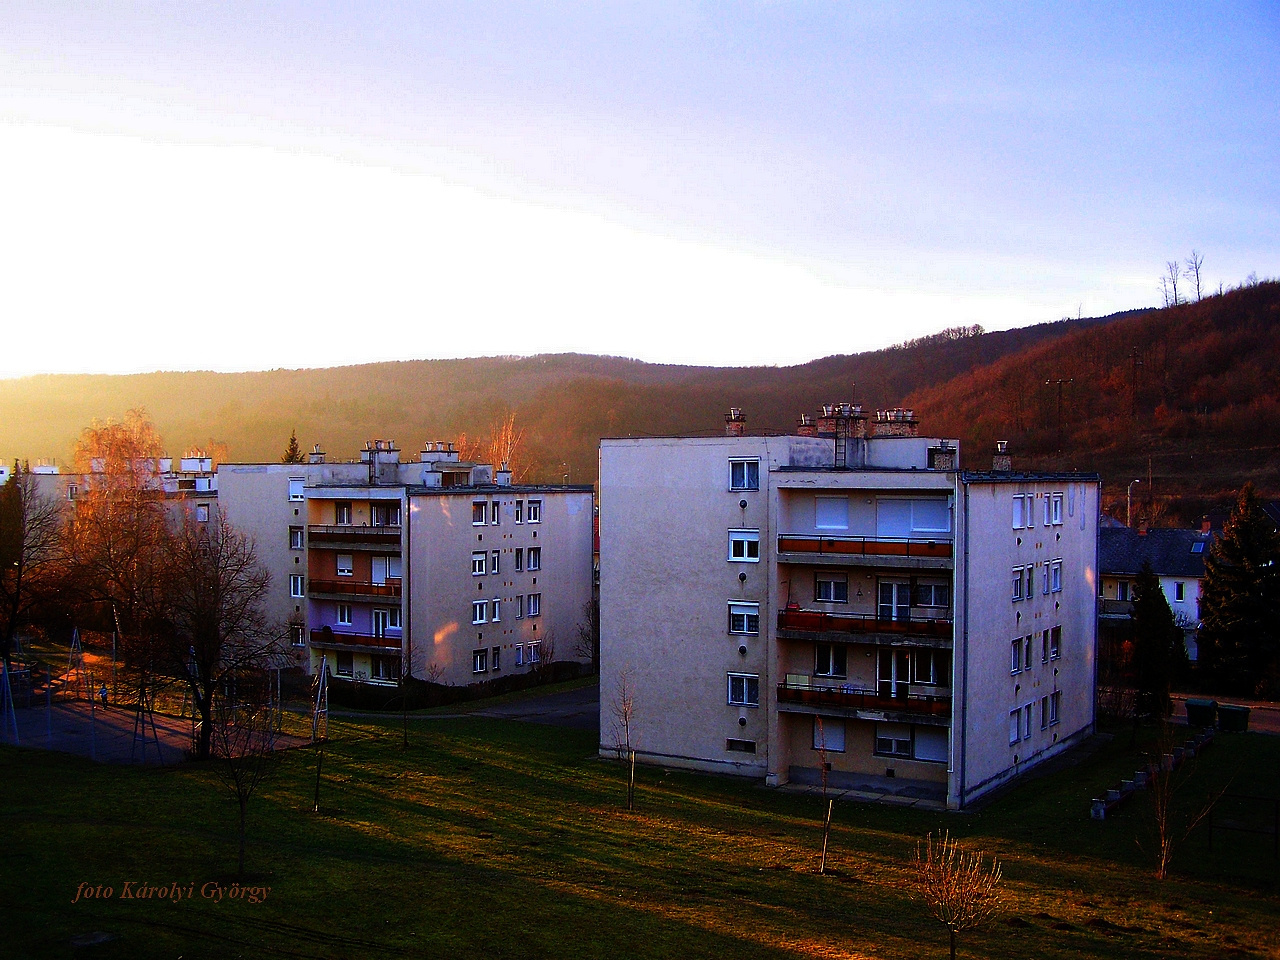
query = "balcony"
(309, 628, 400, 651)
(307, 524, 401, 549)
(777, 679, 951, 718)
(777, 534, 952, 568)
(1099, 598, 1134, 619)
(308, 578, 402, 599)
(778, 609, 952, 642)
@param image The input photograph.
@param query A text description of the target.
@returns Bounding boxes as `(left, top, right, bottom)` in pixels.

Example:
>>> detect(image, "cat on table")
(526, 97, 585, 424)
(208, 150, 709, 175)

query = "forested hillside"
(2, 285, 1276, 521)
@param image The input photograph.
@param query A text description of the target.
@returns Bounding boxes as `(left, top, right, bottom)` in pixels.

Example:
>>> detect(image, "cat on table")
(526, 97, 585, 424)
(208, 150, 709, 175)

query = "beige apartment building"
(220, 440, 595, 687)
(599, 407, 1099, 810)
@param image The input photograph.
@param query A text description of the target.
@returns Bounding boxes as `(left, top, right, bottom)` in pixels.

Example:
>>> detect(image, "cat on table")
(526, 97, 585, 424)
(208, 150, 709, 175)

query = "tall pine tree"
(1197, 483, 1280, 697)
(281, 430, 304, 464)
(1130, 561, 1185, 717)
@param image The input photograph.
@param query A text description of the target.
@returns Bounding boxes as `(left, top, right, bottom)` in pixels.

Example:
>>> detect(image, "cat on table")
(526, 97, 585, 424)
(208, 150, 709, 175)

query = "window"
(372, 503, 398, 527)
(914, 727, 948, 762)
(1051, 559, 1063, 593)
(1049, 626, 1061, 660)
(813, 718, 845, 752)
(388, 606, 401, 629)
(336, 652, 353, 677)
(1009, 709, 1021, 744)
(815, 496, 849, 530)
(729, 458, 760, 491)
(726, 738, 757, 754)
(728, 529, 760, 562)
(491, 550, 501, 575)
(727, 673, 760, 706)
(472, 649, 488, 673)
(1042, 562, 1050, 596)
(289, 526, 304, 550)
(491, 598, 501, 622)
(815, 643, 847, 678)
(1117, 580, 1130, 601)
(335, 502, 352, 525)
(472, 502, 487, 525)
(728, 601, 760, 635)
(1012, 567, 1024, 601)
(876, 498, 951, 537)
(336, 554, 354, 577)
(912, 649, 950, 686)
(1012, 639, 1024, 675)
(288, 478, 305, 502)
(515, 644, 525, 666)
(514, 548, 524, 571)
(1012, 494, 1027, 529)
(371, 655, 400, 682)
(515, 500, 523, 524)
(472, 552, 487, 576)
(527, 593, 541, 617)
(1041, 695, 1050, 729)
(1041, 631, 1049, 663)
(527, 640, 541, 663)
(290, 624, 305, 648)
(337, 603, 353, 626)
(1042, 493, 1051, 527)
(875, 722, 913, 758)
(515, 595, 524, 619)
(1191, 541, 1205, 554)
(1050, 690, 1062, 725)
(815, 574, 849, 603)
(1174, 581, 1185, 602)
(491, 646, 501, 671)
(1023, 703, 1033, 740)
(290, 575, 305, 598)
(1051, 493, 1064, 525)
(491, 501, 500, 525)
(472, 601, 487, 624)
(527, 499, 542, 523)
(527, 547, 541, 571)
(914, 583, 950, 608)
(388, 556, 402, 579)
(67, 483, 79, 501)
(1024, 566, 1035, 600)
(195, 503, 210, 523)
(1024, 635, 1033, 671)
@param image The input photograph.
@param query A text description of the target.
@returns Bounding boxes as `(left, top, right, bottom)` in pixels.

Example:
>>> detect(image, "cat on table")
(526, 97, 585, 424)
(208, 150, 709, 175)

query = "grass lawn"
(2, 711, 1277, 960)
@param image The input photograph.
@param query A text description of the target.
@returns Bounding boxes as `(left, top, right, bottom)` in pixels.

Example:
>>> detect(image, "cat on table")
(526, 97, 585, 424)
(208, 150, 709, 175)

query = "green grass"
(2, 715, 1277, 960)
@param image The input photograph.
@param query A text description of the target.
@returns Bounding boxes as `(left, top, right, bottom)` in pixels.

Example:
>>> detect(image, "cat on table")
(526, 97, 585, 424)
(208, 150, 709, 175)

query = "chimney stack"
(725, 407, 747, 437)
(872, 408, 919, 438)
(992, 440, 1012, 472)
(308, 443, 326, 464)
(796, 414, 818, 438)
(1200, 517, 1211, 534)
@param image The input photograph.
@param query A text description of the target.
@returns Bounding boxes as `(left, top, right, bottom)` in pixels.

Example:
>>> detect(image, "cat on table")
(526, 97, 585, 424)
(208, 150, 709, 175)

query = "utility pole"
(1129, 348, 1143, 419)
(1045, 379, 1073, 454)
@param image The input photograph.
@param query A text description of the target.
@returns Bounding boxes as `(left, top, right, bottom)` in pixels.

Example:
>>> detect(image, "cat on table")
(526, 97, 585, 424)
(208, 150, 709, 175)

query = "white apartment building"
(220, 440, 595, 687)
(599, 407, 1100, 810)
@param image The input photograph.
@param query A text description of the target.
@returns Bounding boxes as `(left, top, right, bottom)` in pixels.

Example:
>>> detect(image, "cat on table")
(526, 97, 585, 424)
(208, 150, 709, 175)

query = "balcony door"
(372, 556, 388, 586)
(372, 608, 391, 638)
(877, 649, 910, 700)
(878, 581, 910, 622)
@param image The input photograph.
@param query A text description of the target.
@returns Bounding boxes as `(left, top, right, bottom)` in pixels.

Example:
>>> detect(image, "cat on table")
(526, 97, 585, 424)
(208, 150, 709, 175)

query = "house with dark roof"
(1098, 526, 1212, 660)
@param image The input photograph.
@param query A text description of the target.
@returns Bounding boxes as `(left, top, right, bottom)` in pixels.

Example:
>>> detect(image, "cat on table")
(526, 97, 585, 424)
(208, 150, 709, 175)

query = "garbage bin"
(1218, 703, 1250, 732)
(1185, 698, 1218, 728)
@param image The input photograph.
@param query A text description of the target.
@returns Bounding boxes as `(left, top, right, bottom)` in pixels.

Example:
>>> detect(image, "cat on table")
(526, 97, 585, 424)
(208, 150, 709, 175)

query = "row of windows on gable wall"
(471, 593, 541, 624)
(471, 546, 541, 576)
(1009, 691, 1062, 744)
(473, 498, 541, 526)
(1012, 492, 1065, 530)
(1012, 560, 1062, 600)
(1010, 626, 1062, 674)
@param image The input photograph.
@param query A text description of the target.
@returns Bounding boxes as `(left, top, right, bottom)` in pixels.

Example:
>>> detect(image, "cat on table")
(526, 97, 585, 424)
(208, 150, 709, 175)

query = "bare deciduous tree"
(0, 464, 66, 673)
(211, 670, 281, 877)
(1184, 250, 1205, 301)
(161, 507, 277, 761)
(610, 669, 637, 810)
(1140, 724, 1227, 880)
(913, 831, 1005, 960)
(572, 597, 599, 671)
(1160, 260, 1182, 307)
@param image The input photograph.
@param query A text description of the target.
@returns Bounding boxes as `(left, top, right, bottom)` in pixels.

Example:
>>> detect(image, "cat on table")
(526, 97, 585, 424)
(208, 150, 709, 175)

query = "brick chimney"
(1200, 516, 1212, 534)
(873, 408, 919, 438)
(796, 414, 818, 438)
(992, 441, 1012, 472)
(725, 407, 747, 437)
(816, 402, 867, 439)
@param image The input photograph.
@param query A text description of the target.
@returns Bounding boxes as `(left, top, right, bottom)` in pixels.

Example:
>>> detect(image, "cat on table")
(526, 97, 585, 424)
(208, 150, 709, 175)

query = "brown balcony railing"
(308, 523, 401, 538)
(1099, 598, 1134, 617)
(778, 609, 952, 639)
(777, 681, 951, 717)
(309, 628, 400, 650)
(307, 578, 402, 598)
(777, 534, 952, 559)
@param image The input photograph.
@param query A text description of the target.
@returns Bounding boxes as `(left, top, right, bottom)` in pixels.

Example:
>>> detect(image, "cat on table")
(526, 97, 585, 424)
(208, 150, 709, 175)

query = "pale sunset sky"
(1, 2, 1276, 377)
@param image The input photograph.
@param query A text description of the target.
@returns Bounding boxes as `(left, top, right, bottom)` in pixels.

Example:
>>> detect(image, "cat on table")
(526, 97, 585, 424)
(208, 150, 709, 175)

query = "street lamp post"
(1127, 479, 1142, 528)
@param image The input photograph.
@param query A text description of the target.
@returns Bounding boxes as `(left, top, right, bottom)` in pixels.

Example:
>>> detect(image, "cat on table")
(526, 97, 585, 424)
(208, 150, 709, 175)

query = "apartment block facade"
(599, 408, 1099, 810)
(220, 441, 594, 687)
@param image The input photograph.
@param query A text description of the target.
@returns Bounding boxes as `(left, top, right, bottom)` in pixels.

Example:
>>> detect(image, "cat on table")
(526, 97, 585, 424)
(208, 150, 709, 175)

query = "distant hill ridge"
(2, 286, 1275, 518)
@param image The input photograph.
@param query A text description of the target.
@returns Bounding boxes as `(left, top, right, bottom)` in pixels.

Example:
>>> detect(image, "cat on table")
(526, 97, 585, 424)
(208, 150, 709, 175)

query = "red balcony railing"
(307, 578, 402, 598)
(778, 609, 952, 639)
(309, 628, 400, 650)
(777, 534, 952, 559)
(777, 681, 951, 717)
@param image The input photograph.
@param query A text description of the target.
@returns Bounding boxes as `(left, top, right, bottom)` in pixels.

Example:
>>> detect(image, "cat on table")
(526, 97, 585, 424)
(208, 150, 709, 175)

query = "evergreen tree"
(281, 429, 304, 464)
(1130, 561, 1185, 717)
(1197, 483, 1280, 697)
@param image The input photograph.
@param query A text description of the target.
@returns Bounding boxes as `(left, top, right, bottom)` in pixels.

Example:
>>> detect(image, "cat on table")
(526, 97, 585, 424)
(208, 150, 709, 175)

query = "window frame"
(1012, 566, 1024, 601)
(527, 546, 541, 572)
(815, 642, 848, 679)
(472, 502, 487, 526)
(334, 501, 352, 526)
(1174, 581, 1185, 602)
(336, 553, 354, 578)
(472, 649, 488, 674)
(289, 526, 304, 550)
(337, 603, 353, 626)
(1010, 639, 1022, 675)
(1050, 492, 1064, 525)
(514, 548, 524, 572)
(527, 499, 542, 523)
(729, 458, 760, 491)
(336, 651, 354, 677)
(471, 551, 487, 576)
(491, 550, 501, 575)
(288, 478, 305, 502)
(527, 593, 541, 617)
(728, 529, 761, 563)
(1050, 559, 1063, 593)
(491, 598, 501, 622)
(727, 672, 760, 707)
(815, 573, 849, 603)
(728, 601, 760, 636)
(1049, 625, 1062, 660)
(471, 600, 488, 625)
(289, 574, 305, 598)
(514, 499, 523, 524)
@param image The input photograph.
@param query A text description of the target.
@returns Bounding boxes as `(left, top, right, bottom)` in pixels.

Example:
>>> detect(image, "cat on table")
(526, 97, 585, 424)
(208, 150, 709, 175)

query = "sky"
(1, 2, 1276, 377)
